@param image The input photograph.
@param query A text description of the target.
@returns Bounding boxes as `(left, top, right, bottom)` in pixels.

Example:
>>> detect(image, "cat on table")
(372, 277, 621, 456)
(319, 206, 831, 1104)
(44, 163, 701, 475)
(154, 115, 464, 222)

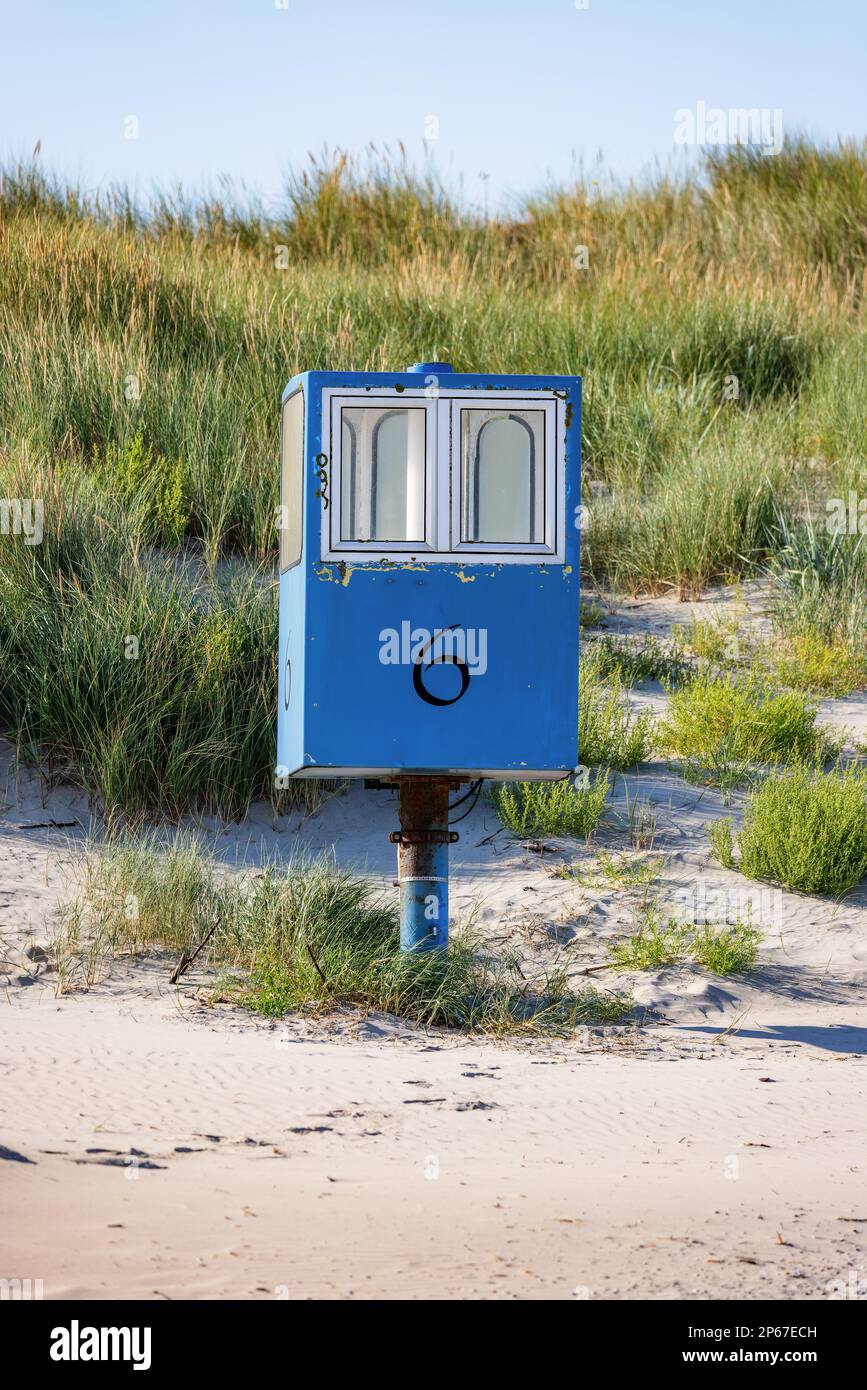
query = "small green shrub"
(772, 633, 867, 697)
(708, 764, 867, 894)
(610, 913, 691, 969)
(659, 670, 829, 764)
(611, 907, 760, 975)
(675, 612, 742, 665)
(579, 600, 607, 629)
(766, 509, 867, 649)
(491, 771, 610, 839)
(707, 817, 737, 869)
(98, 432, 190, 546)
(690, 920, 760, 974)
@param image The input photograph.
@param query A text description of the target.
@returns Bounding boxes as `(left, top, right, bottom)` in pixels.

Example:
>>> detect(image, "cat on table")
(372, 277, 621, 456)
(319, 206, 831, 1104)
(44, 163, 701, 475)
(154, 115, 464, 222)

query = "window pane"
(279, 389, 304, 570)
(339, 406, 426, 543)
(340, 416, 357, 539)
(461, 408, 544, 544)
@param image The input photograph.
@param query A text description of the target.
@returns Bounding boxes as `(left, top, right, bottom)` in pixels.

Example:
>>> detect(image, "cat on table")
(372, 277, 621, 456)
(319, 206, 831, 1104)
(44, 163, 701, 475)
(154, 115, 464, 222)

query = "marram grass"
(1, 139, 864, 582)
(0, 471, 282, 822)
(1, 140, 865, 815)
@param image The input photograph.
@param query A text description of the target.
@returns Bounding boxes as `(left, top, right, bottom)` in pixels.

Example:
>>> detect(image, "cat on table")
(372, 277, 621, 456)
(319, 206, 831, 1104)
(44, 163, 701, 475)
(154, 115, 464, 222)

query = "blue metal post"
(390, 778, 456, 952)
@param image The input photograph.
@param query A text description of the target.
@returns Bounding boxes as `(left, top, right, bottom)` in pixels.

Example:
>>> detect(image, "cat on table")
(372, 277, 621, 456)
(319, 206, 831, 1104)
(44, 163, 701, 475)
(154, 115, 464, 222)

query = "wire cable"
(448, 778, 482, 814)
(448, 778, 484, 826)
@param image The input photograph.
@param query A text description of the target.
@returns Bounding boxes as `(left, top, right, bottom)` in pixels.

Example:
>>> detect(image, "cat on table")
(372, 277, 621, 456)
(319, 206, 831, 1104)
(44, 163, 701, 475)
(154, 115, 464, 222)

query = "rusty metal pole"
(389, 777, 458, 952)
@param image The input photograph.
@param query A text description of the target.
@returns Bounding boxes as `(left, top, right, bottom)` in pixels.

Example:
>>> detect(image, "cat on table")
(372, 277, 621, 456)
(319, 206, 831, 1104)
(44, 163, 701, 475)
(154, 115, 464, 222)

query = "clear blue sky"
(2, 0, 865, 210)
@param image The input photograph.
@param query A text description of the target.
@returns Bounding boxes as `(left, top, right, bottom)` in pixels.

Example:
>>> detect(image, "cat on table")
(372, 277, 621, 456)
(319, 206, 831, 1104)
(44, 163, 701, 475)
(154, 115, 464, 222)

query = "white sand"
(1, 587, 866, 1300)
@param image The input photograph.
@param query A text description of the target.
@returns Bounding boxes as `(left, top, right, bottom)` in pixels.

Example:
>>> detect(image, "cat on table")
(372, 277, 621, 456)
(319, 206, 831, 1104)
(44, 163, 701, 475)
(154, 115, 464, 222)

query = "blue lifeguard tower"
(276, 363, 581, 950)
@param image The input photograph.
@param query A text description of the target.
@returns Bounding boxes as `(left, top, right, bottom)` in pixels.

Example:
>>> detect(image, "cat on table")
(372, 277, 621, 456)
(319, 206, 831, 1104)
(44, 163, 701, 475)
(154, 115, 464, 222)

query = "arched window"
(338, 405, 426, 544)
(372, 410, 409, 540)
(462, 410, 543, 544)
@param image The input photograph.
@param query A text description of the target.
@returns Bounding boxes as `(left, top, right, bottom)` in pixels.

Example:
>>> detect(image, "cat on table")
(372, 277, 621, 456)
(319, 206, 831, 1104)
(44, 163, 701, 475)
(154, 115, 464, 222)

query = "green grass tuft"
(587, 632, 689, 685)
(610, 915, 692, 969)
(579, 646, 656, 768)
(55, 835, 630, 1034)
(0, 475, 283, 821)
(491, 771, 610, 839)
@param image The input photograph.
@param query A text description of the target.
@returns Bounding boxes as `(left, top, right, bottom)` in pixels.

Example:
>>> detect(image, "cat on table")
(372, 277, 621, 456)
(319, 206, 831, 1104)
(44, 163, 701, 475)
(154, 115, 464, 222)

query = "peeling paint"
(318, 558, 434, 580)
(454, 568, 476, 583)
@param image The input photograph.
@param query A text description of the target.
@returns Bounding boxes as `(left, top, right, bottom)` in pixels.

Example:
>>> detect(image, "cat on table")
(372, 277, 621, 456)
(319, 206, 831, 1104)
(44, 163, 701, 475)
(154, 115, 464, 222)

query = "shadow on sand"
(681, 1023, 867, 1056)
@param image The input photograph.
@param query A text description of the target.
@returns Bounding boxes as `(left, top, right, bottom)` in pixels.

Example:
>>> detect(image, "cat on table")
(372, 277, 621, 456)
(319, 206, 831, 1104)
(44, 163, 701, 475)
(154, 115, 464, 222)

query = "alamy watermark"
(674, 101, 783, 157)
(826, 1267, 867, 1300)
(826, 491, 867, 535)
(1, 1276, 44, 1300)
(0, 498, 43, 545)
(670, 881, 782, 931)
(379, 621, 488, 677)
(50, 1321, 151, 1370)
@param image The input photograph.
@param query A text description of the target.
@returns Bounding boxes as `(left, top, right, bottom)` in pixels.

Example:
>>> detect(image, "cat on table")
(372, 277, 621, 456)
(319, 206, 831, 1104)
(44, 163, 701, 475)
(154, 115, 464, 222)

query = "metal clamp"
(389, 829, 459, 846)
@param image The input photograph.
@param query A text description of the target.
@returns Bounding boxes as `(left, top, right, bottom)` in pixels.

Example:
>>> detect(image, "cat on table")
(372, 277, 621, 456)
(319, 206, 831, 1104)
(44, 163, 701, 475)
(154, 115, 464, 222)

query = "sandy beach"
(3, 994, 866, 1301)
(2, 593, 866, 1301)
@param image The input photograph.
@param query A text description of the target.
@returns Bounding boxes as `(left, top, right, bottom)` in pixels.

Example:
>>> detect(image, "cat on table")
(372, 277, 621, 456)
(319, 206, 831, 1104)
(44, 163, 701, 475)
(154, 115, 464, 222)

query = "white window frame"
(320, 387, 565, 564)
(449, 397, 557, 557)
(323, 392, 438, 559)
